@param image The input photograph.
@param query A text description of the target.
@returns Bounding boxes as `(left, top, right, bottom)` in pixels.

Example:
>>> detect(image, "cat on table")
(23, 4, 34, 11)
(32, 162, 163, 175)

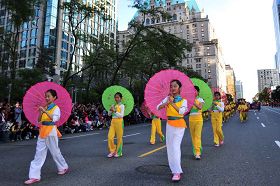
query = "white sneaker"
(58, 168, 69, 175)
(107, 152, 115, 158)
(172, 173, 181, 182)
(24, 178, 40, 185)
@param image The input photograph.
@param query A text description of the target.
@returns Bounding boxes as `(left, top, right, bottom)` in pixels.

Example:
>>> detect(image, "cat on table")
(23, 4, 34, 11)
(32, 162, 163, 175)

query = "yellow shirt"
(39, 104, 62, 138)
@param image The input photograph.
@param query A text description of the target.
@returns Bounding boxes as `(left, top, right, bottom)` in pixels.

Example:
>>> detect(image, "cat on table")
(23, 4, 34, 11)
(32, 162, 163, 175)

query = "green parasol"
(191, 78, 213, 111)
(102, 85, 134, 116)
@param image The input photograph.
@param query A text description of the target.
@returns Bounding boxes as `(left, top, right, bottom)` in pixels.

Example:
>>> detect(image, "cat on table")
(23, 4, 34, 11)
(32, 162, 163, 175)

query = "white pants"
(166, 124, 185, 174)
(29, 132, 68, 179)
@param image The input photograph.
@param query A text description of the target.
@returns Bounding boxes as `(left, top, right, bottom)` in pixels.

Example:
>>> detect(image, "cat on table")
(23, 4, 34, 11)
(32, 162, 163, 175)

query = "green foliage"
(65, 2, 197, 104)
(0, 74, 10, 101)
(0, 0, 40, 102)
(9, 69, 45, 102)
(258, 87, 270, 103)
(1, 0, 39, 27)
(36, 47, 56, 76)
(271, 86, 280, 102)
(61, 0, 109, 87)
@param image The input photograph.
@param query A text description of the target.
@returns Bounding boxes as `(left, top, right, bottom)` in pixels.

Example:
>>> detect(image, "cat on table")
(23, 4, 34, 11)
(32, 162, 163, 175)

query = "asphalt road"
(0, 107, 280, 186)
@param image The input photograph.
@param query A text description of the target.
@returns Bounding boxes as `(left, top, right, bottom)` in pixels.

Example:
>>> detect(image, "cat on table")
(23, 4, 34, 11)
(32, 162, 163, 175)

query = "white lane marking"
(254, 113, 257, 115)
(263, 107, 280, 115)
(275, 141, 280, 148)
(103, 133, 141, 141)
(257, 117, 259, 120)
(261, 123, 266, 127)
(61, 133, 100, 140)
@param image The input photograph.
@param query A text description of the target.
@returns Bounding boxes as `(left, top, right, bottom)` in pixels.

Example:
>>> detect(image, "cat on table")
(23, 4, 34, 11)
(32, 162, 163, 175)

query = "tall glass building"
(0, 0, 117, 76)
(273, 0, 280, 72)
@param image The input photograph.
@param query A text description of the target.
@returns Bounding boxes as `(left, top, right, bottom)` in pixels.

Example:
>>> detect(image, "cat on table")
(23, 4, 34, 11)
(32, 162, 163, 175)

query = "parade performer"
(210, 92, 225, 147)
(230, 102, 236, 117)
(237, 99, 248, 123)
(24, 89, 68, 185)
(189, 86, 205, 160)
(223, 102, 231, 123)
(107, 92, 125, 158)
(157, 80, 188, 182)
(102, 85, 134, 158)
(149, 113, 165, 145)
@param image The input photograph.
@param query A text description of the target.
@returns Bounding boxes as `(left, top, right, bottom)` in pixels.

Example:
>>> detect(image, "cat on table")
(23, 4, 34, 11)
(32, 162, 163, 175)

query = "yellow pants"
(189, 115, 203, 155)
(239, 112, 248, 122)
(150, 118, 164, 144)
(108, 118, 124, 156)
(211, 112, 224, 145)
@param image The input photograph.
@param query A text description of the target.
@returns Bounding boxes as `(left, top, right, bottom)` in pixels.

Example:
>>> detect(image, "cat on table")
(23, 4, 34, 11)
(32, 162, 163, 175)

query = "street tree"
(61, 0, 108, 87)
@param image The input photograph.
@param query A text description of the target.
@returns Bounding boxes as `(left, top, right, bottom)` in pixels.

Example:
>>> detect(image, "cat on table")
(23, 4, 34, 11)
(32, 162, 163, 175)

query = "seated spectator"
(84, 114, 93, 131)
(70, 116, 81, 133)
(9, 122, 21, 141)
(0, 107, 6, 132)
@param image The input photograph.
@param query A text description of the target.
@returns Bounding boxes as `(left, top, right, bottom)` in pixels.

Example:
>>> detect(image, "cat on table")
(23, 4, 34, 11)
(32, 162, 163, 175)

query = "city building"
(119, 0, 227, 91)
(235, 80, 243, 99)
(0, 0, 117, 76)
(225, 64, 236, 98)
(273, 0, 280, 72)
(257, 69, 280, 92)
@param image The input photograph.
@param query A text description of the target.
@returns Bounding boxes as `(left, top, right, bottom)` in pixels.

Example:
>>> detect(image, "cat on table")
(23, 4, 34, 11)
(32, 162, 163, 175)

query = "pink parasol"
(144, 69, 196, 119)
(23, 81, 72, 127)
(140, 101, 151, 119)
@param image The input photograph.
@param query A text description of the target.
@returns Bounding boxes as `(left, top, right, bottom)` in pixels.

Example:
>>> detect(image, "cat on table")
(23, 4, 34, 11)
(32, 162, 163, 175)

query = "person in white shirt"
(189, 86, 205, 160)
(157, 80, 188, 182)
(210, 91, 225, 147)
(107, 92, 125, 158)
(25, 89, 68, 185)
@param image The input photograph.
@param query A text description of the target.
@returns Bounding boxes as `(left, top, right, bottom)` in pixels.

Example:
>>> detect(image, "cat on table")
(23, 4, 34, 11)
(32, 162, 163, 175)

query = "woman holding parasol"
(24, 87, 70, 185)
(145, 69, 196, 182)
(102, 86, 134, 158)
(157, 79, 188, 182)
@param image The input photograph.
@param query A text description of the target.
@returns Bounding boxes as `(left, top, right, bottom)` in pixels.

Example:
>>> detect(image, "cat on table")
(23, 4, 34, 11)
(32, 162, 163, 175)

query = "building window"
(22, 22, 28, 30)
(151, 18, 155, 24)
(31, 29, 37, 38)
(146, 18, 150, 25)
(173, 14, 177, 21)
(62, 41, 68, 50)
(29, 48, 36, 56)
(21, 40, 27, 48)
(61, 51, 68, 60)
(30, 38, 36, 46)
(156, 17, 160, 23)
(195, 58, 202, 62)
(60, 60, 67, 69)
(20, 50, 26, 58)
(196, 64, 201, 68)
(26, 58, 35, 68)
(22, 31, 28, 39)
(19, 60, 26, 68)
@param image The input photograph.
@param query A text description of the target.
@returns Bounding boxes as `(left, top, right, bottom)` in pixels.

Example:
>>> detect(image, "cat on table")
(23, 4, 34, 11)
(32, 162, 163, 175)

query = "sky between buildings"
(117, 0, 277, 101)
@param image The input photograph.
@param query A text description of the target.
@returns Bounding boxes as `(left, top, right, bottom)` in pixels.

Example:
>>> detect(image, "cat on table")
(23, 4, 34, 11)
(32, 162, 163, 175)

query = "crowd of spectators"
(0, 101, 145, 142)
